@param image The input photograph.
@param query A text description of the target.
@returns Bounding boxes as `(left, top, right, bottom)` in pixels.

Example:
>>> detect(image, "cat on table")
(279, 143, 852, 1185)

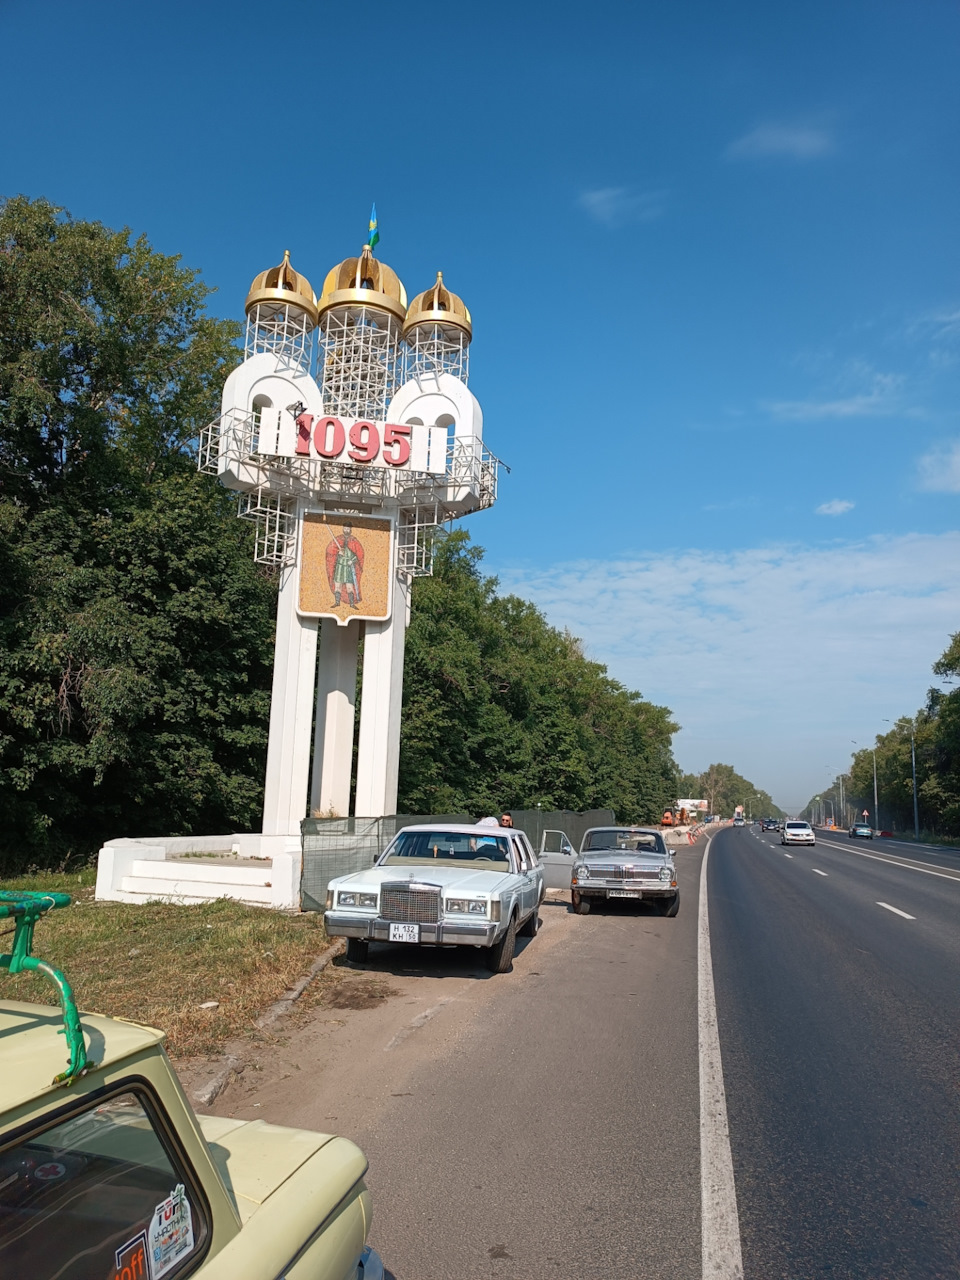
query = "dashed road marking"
(699, 837, 744, 1279)
(784, 854, 793, 859)
(876, 902, 916, 920)
(812, 869, 828, 876)
(816, 838, 960, 884)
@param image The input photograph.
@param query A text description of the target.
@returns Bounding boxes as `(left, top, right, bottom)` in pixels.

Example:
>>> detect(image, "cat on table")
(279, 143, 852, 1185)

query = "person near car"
(500, 813, 514, 828)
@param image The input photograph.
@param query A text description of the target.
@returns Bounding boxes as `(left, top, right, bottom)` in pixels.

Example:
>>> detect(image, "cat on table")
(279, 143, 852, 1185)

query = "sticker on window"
(149, 1184, 195, 1277)
(114, 1230, 148, 1280)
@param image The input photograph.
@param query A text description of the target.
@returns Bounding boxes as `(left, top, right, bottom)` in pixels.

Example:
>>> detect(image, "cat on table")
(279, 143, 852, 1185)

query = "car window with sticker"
(0, 1088, 208, 1279)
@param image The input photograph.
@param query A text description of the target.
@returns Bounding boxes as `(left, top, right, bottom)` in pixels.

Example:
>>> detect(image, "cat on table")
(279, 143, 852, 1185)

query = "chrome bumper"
(358, 1246, 385, 1279)
(576, 882, 675, 896)
(324, 911, 499, 947)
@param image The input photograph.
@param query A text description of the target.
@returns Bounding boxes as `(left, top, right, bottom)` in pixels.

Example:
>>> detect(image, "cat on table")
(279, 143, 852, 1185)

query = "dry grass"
(0, 870, 329, 1058)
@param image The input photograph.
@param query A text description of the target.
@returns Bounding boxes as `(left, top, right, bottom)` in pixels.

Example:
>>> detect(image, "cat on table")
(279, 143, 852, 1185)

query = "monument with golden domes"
(198, 219, 499, 850)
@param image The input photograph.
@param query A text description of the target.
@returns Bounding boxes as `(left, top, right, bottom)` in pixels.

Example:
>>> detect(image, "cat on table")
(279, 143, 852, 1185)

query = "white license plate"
(388, 923, 420, 943)
(608, 889, 641, 898)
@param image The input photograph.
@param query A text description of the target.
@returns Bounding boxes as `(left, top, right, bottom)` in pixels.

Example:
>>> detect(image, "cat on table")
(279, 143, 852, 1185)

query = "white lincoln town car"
(324, 823, 544, 973)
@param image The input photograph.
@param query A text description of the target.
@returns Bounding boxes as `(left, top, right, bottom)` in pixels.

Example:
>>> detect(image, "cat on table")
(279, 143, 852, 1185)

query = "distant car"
(761, 818, 780, 832)
(733, 816, 745, 827)
(782, 821, 815, 846)
(571, 827, 679, 917)
(324, 823, 543, 973)
(849, 823, 874, 840)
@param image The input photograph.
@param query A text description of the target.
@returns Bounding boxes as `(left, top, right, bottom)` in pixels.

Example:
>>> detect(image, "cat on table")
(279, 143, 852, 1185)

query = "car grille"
(380, 885, 441, 924)
(588, 865, 662, 881)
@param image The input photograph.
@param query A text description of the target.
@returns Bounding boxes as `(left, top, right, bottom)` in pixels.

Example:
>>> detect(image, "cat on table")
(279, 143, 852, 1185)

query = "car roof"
(1, 999, 165, 1116)
(583, 826, 662, 836)
(395, 824, 519, 837)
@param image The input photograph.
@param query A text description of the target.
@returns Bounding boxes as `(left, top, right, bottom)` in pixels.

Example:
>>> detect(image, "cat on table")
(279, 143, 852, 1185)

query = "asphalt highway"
(710, 823, 960, 1278)
(211, 854, 706, 1280)
(205, 824, 959, 1278)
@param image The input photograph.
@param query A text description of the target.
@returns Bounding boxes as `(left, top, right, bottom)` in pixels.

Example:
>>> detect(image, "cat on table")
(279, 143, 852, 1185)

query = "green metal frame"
(0, 890, 89, 1085)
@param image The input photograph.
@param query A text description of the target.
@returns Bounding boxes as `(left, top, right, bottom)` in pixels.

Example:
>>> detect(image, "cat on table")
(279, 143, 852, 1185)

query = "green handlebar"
(0, 890, 90, 1084)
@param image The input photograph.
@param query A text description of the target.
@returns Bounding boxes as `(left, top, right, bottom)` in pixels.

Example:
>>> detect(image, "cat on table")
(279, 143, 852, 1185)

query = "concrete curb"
(191, 937, 346, 1108)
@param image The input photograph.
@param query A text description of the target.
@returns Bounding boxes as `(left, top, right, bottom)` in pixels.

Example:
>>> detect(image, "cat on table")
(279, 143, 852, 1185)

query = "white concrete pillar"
(262, 549, 319, 835)
(309, 621, 360, 818)
(354, 576, 410, 817)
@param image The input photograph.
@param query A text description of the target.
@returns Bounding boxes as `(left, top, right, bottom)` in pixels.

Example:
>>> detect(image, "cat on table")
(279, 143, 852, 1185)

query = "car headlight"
(577, 864, 589, 879)
(659, 865, 673, 882)
(445, 898, 489, 916)
(337, 891, 378, 909)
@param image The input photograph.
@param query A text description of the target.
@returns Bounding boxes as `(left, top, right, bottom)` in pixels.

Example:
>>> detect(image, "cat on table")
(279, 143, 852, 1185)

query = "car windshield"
(381, 830, 512, 868)
(785, 823, 809, 830)
(581, 829, 666, 856)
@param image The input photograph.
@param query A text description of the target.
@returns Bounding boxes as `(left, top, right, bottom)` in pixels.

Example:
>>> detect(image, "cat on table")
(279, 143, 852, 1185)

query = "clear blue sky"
(3, 0, 959, 808)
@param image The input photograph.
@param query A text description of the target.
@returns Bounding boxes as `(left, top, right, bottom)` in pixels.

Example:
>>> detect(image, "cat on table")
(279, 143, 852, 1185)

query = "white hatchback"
(781, 821, 816, 846)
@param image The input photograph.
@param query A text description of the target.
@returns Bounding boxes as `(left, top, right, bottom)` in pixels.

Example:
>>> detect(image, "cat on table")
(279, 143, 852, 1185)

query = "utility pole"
(873, 748, 879, 832)
(911, 730, 920, 841)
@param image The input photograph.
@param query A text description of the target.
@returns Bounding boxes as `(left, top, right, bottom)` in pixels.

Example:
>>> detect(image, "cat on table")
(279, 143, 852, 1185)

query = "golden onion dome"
(317, 243, 407, 325)
(245, 250, 318, 325)
(402, 271, 472, 342)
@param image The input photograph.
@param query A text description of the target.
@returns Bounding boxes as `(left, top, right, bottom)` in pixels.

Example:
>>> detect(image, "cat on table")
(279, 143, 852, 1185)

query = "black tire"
(485, 915, 517, 973)
(519, 907, 539, 938)
(571, 890, 591, 914)
(346, 938, 369, 964)
(661, 890, 680, 917)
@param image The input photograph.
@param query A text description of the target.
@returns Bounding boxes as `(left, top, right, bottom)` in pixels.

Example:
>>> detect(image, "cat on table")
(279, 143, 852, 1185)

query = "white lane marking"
(812, 869, 828, 877)
(876, 902, 916, 920)
(699, 837, 744, 1279)
(815, 838, 960, 884)
(784, 854, 793, 859)
(384, 997, 455, 1051)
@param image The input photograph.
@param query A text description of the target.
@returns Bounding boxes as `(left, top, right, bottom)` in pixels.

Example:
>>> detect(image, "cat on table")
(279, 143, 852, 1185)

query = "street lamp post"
(911, 732, 920, 841)
(853, 739, 880, 832)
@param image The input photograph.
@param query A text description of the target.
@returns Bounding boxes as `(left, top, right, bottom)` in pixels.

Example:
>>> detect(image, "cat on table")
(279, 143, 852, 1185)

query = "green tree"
(398, 532, 679, 821)
(0, 196, 275, 870)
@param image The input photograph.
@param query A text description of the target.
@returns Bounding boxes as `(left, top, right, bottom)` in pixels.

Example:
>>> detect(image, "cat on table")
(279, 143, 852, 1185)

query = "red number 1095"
(295, 414, 411, 467)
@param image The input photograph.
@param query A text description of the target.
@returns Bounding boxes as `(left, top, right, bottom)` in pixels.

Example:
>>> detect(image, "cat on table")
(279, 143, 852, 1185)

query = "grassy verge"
(1, 870, 330, 1058)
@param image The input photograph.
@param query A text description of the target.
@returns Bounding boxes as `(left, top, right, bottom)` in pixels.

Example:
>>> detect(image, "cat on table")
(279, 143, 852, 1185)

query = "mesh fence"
(299, 809, 615, 910)
(300, 814, 470, 911)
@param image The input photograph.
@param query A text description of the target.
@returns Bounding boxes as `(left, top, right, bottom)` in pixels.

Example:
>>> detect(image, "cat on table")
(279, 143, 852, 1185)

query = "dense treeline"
(0, 196, 275, 871)
(399, 533, 679, 821)
(803, 633, 960, 838)
(1, 197, 682, 871)
(678, 762, 783, 820)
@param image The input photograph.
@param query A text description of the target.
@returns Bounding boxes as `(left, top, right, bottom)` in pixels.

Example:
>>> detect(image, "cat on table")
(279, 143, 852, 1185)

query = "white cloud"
(816, 499, 854, 516)
(498, 534, 960, 810)
(917, 440, 960, 493)
(765, 372, 903, 421)
(578, 187, 667, 228)
(726, 123, 835, 160)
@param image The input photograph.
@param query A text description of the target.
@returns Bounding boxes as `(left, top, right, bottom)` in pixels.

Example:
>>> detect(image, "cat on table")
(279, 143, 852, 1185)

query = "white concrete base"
(95, 833, 302, 910)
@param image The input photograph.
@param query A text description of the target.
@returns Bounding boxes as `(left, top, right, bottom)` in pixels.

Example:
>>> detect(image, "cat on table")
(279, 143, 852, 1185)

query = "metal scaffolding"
(318, 306, 403, 420)
(199, 402, 500, 572)
(244, 301, 314, 373)
(402, 323, 470, 385)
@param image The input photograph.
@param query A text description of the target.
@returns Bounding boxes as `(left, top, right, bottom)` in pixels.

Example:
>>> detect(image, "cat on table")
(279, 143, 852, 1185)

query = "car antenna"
(0, 890, 91, 1085)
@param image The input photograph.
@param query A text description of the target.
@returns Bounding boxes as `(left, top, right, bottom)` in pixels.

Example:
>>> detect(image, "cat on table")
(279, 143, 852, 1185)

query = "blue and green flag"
(367, 203, 379, 250)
